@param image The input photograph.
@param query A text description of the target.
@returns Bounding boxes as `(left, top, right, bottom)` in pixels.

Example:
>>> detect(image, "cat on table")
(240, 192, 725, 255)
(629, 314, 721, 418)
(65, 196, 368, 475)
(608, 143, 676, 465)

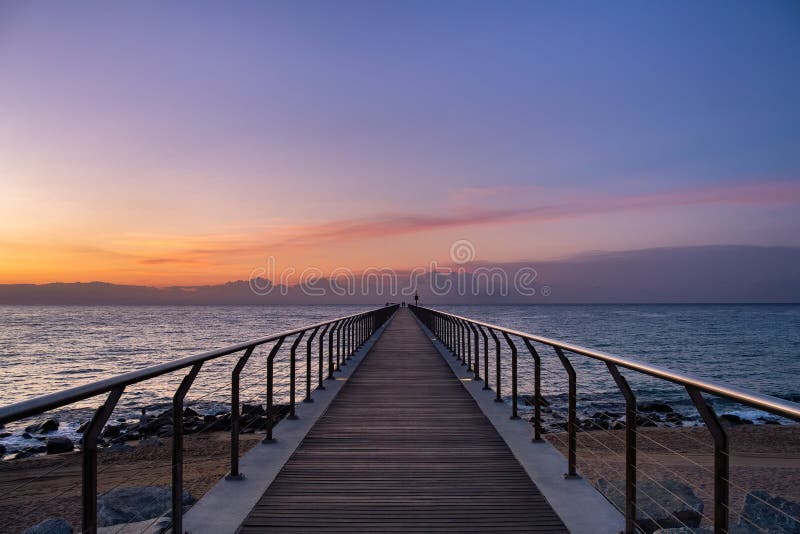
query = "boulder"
(0, 432, 11, 438)
(242, 404, 266, 416)
(737, 490, 800, 533)
(637, 401, 674, 413)
(22, 517, 73, 534)
(102, 424, 122, 439)
(719, 414, 753, 425)
(518, 394, 549, 407)
(597, 479, 704, 532)
(25, 419, 60, 433)
(97, 486, 195, 527)
(183, 407, 200, 417)
(0, 444, 5, 455)
(46, 436, 74, 454)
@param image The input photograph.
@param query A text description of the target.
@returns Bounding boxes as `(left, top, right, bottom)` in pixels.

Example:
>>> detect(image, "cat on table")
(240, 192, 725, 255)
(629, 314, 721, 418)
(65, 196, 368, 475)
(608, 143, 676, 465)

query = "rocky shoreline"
(1, 403, 291, 461)
(516, 395, 786, 435)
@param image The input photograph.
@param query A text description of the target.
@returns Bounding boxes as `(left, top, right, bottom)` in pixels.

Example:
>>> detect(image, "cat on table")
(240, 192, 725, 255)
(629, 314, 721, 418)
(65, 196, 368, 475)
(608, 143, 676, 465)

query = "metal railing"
(409, 305, 800, 534)
(0, 304, 398, 534)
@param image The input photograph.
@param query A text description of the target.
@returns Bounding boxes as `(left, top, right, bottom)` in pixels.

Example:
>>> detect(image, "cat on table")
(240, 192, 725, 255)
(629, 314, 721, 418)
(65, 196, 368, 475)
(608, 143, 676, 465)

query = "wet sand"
(1, 426, 799, 532)
(0, 432, 262, 533)
(545, 424, 800, 529)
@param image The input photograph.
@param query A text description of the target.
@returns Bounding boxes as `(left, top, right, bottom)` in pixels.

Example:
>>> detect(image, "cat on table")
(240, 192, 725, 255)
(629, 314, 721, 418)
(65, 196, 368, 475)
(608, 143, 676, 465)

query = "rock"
(102, 424, 122, 438)
(25, 419, 60, 433)
(636, 414, 659, 427)
(757, 417, 781, 425)
(518, 394, 549, 407)
(22, 432, 33, 439)
(22, 517, 73, 534)
(97, 486, 195, 527)
(738, 490, 800, 533)
(0, 432, 11, 438)
(46, 436, 74, 454)
(242, 404, 266, 416)
(183, 407, 200, 417)
(0, 444, 5, 455)
(597, 479, 704, 532)
(104, 442, 134, 453)
(637, 401, 674, 413)
(157, 424, 174, 437)
(719, 414, 753, 425)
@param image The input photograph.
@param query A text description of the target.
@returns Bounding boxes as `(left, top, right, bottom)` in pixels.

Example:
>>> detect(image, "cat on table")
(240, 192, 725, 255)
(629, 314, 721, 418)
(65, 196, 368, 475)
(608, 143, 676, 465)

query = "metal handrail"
(0, 304, 399, 534)
(419, 307, 800, 421)
(409, 304, 800, 534)
(0, 307, 388, 425)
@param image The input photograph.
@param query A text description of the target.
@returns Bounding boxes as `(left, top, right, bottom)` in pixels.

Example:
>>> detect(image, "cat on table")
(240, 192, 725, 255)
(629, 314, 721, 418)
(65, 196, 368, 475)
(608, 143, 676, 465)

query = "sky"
(1, 1, 799, 286)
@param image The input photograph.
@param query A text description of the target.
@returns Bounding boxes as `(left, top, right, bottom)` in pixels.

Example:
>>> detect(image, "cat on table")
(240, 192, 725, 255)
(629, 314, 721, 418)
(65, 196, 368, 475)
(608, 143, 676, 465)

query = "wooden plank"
(238, 309, 567, 533)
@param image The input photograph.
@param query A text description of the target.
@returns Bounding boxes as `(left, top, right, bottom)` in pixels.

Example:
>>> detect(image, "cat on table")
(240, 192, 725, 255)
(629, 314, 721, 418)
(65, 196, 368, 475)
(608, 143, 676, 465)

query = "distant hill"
(1, 246, 798, 304)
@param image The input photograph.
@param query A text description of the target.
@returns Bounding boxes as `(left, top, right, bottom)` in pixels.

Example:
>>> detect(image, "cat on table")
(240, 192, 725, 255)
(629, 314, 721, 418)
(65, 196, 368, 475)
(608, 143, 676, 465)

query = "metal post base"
(303, 397, 315, 403)
(510, 415, 521, 420)
(494, 398, 504, 403)
(316, 384, 326, 390)
(225, 473, 246, 481)
(262, 437, 276, 444)
(482, 385, 491, 390)
(563, 473, 581, 480)
(287, 414, 299, 420)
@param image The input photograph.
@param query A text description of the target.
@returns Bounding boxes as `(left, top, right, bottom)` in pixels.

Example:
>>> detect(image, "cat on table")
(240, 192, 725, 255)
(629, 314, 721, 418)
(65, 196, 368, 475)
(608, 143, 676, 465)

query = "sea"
(1, 304, 798, 453)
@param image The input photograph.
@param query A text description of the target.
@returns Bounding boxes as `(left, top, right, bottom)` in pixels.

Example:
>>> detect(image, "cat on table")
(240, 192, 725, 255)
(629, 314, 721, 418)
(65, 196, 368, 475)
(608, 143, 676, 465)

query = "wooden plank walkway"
(238, 308, 567, 533)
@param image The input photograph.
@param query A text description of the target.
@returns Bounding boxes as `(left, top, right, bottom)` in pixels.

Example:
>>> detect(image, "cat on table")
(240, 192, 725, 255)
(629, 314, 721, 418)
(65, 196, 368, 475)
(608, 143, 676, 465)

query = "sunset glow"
(1, 2, 798, 286)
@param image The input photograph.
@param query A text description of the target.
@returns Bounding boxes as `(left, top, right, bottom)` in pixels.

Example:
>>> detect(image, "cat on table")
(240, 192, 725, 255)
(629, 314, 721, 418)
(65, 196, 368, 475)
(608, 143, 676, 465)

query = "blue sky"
(1, 1, 798, 284)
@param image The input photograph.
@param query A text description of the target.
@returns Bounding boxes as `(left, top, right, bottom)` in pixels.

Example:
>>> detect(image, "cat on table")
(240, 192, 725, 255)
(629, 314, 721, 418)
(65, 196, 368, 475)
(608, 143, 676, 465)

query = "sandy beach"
(0, 432, 263, 534)
(546, 424, 800, 530)
(1, 424, 798, 533)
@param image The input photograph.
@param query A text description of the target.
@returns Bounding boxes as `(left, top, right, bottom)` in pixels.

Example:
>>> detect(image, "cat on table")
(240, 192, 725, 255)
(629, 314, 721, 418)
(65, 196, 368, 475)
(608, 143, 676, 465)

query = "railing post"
(606, 363, 637, 533)
(304, 327, 320, 403)
(82, 387, 124, 534)
(459, 319, 467, 366)
(264, 337, 286, 443)
(522, 339, 543, 441)
(489, 328, 502, 402)
(479, 326, 489, 390)
(465, 320, 473, 372)
(336, 319, 345, 369)
(687, 386, 729, 534)
(288, 331, 305, 419)
(469, 322, 481, 381)
(501, 332, 519, 419)
(228, 346, 254, 480)
(172, 362, 203, 534)
(317, 323, 330, 390)
(554, 347, 579, 478)
(327, 321, 336, 379)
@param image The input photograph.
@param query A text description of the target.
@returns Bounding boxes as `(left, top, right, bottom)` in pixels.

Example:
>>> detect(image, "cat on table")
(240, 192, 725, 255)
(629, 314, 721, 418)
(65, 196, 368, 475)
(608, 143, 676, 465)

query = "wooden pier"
(238, 308, 567, 532)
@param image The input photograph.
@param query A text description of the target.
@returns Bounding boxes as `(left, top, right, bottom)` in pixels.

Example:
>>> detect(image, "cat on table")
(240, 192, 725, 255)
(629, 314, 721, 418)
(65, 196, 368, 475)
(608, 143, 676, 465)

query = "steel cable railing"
(0, 305, 398, 534)
(410, 304, 800, 534)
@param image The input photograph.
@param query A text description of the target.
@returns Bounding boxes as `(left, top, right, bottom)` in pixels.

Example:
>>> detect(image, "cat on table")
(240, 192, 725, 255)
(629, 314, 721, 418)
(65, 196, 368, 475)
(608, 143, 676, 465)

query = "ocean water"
(438, 304, 800, 422)
(1, 304, 798, 451)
